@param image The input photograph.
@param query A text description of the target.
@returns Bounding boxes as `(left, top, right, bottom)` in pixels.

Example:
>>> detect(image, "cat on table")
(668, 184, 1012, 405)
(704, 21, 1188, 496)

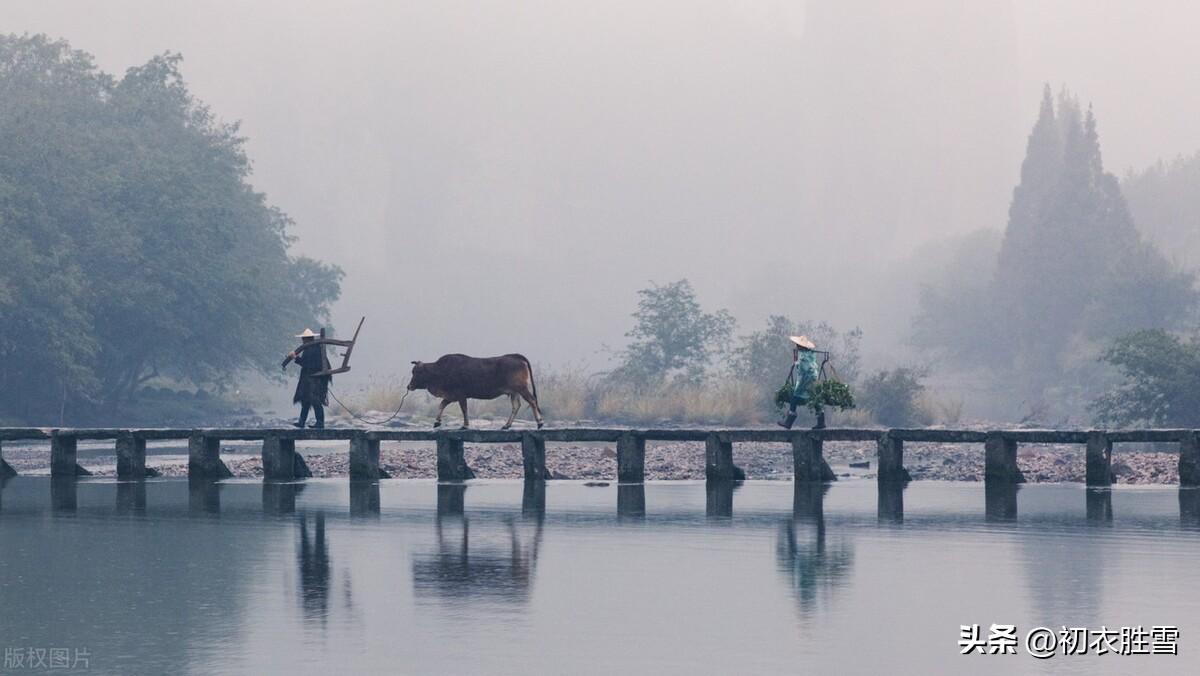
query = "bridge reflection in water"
(8, 474, 1199, 527)
(412, 483, 546, 607)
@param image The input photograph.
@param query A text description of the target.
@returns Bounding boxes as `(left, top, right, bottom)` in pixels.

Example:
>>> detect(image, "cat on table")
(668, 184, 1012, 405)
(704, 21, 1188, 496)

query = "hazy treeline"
(914, 86, 1198, 423)
(364, 279, 933, 427)
(0, 35, 341, 424)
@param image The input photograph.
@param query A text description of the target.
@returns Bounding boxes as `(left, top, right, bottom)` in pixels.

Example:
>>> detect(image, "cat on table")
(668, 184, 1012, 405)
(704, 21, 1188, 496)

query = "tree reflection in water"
(412, 483, 545, 607)
(776, 483, 854, 619)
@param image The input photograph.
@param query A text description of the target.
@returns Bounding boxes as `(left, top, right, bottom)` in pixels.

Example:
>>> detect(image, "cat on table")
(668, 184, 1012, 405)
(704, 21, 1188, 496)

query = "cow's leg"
(434, 398, 452, 428)
(519, 387, 544, 429)
(458, 399, 470, 429)
(502, 394, 520, 430)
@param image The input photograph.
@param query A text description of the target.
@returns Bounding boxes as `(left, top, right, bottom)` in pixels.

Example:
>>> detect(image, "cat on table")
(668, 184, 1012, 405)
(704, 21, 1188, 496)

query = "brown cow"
(408, 353, 544, 429)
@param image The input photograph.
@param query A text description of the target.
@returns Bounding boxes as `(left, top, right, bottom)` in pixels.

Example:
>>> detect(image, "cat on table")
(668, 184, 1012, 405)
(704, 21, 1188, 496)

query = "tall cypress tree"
(993, 87, 1194, 400)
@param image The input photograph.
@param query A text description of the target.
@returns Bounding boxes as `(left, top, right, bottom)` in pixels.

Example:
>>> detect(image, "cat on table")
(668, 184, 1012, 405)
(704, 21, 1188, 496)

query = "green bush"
(858, 368, 930, 426)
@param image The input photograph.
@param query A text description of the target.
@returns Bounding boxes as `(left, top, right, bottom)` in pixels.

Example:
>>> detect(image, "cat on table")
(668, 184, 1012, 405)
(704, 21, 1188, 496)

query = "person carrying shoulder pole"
(282, 328, 332, 429)
(778, 335, 824, 430)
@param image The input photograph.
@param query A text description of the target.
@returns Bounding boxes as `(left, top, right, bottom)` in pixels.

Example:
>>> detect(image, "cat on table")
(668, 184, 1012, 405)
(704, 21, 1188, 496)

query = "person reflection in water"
(298, 512, 331, 623)
(776, 489, 854, 619)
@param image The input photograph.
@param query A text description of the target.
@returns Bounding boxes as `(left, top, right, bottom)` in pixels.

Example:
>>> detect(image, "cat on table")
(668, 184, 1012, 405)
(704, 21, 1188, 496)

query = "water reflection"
(877, 482, 905, 524)
(350, 481, 381, 516)
(984, 482, 1019, 521)
(1181, 488, 1200, 529)
(188, 478, 221, 515)
(522, 479, 545, 517)
(263, 482, 305, 515)
(51, 477, 77, 513)
(413, 483, 545, 607)
(617, 484, 645, 519)
(1085, 488, 1113, 524)
(116, 480, 147, 514)
(705, 480, 737, 518)
(297, 512, 332, 624)
(776, 483, 853, 618)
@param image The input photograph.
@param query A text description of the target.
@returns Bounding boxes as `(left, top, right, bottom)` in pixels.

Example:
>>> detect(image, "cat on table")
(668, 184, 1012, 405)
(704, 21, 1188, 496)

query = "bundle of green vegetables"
(774, 379, 856, 416)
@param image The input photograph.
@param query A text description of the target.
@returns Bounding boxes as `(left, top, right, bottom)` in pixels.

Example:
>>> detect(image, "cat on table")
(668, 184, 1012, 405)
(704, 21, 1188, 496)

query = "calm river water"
(1, 478, 1198, 675)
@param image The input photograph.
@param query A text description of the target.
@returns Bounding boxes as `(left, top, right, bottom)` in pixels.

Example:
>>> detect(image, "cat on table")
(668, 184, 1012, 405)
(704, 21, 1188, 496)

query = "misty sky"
(5, 0, 1200, 388)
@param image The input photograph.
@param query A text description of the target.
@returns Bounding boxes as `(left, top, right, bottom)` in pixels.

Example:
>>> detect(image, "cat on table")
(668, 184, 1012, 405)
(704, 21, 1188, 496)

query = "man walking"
(284, 328, 332, 429)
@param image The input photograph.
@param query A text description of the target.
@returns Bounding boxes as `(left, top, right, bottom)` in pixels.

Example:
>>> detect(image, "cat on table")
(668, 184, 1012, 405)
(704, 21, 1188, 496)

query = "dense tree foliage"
(609, 279, 734, 386)
(915, 86, 1196, 410)
(730, 315, 861, 394)
(1090, 330, 1200, 427)
(0, 35, 341, 424)
(1123, 152, 1200, 269)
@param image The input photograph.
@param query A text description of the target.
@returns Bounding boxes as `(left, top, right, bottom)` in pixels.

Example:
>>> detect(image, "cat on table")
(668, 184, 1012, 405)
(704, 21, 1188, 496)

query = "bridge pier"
(436, 436, 474, 482)
(116, 433, 147, 479)
(51, 432, 87, 477)
(705, 433, 735, 482)
(350, 433, 388, 481)
(262, 435, 298, 481)
(0, 440, 15, 479)
(188, 433, 232, 480)
(617, 432, 645, 483)
(1085, 432, 1113, 487)
(876, 433, 911, 483)
(793, 433, 835, 482)
(984, 434, 1024, 484)
(1180, 431, 1200, 487)
(521, 433, 548, 481)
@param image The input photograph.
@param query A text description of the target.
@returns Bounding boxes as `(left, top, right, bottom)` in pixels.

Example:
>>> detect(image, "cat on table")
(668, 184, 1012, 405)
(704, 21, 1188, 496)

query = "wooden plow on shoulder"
(281, 316, 366, 376)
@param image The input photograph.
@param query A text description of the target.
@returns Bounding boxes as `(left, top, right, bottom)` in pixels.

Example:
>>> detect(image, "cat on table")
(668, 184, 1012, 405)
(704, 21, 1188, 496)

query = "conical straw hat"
(789, 335, 816, 350)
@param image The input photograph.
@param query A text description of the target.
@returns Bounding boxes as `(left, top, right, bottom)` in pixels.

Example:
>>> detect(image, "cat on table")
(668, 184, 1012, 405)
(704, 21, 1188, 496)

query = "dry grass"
(342, 369, 773, 425)
(340, 368, 955, 427)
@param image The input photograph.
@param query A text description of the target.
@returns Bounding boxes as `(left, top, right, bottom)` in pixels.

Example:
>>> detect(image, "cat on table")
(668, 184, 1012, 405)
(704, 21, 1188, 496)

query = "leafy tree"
(611, 279, 734, 386)
(730, 315, 861, 394)
(0, 35, 342, 423)
(1090, 330, 1200, 427)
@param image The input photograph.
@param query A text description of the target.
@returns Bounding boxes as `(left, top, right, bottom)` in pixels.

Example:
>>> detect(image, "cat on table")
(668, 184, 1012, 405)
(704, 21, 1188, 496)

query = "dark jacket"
(292, 342, 332, 406)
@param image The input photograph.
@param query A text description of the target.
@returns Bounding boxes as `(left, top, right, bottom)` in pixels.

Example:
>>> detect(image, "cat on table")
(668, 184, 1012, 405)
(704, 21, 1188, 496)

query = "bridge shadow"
(413, 482, 545, 608)
(777, 482, 853, 619)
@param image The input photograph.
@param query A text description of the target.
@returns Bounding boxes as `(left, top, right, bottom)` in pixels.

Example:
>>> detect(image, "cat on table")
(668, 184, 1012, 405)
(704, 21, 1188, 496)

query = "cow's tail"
(519, 355, 539, 403)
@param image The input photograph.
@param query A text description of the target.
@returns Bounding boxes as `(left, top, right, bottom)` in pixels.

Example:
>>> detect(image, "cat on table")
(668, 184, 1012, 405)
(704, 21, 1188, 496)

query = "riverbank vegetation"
(0, 35, 341, 425)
